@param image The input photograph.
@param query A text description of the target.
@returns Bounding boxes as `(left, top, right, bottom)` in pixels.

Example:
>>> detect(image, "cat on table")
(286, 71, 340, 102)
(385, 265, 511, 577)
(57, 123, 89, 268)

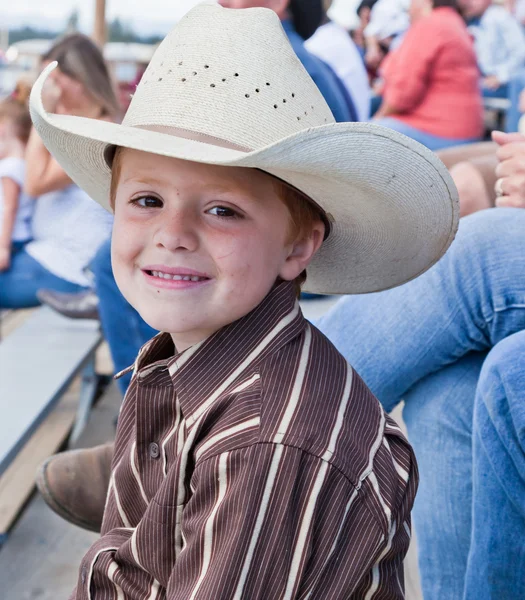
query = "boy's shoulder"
(253, 323, 390, 486)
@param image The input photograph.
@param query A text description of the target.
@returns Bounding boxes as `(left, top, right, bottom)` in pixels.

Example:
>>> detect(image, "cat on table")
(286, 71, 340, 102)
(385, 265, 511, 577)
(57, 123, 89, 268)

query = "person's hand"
(0, 247, 11, 272)
(482, 75, 502, 91)
(492, 130, 525, 208)
(41, 77, 62, 113)
(365, 45, 383, 70)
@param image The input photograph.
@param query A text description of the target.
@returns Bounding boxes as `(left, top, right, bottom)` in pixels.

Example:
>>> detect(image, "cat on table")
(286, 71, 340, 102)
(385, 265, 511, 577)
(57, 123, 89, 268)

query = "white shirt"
(468, 5, 525, 84)
(0, 157, 33, 243)
(306, 21, 371, 121)
(26, 185, 113, 286)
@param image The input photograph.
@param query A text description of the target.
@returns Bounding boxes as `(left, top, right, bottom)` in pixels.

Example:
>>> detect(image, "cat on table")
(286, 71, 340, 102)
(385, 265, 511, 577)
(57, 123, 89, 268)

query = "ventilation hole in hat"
(255, 88, 260, 93)
(297, 116, 301, 120)
(222, 78, 226, 82)
(291, 93, 295, 98)
(204, 65, 209, 69)
(266, 82, 270, 86)
(193, 71, 197, 76)
(311, 106, 314, 110)
(168, 69, 172, 74)
(304, 111, 307, 116)
(211, 84, 216, 88)
(178, 62, 183, 66)
(234, 73, 239, 77)
(283, 99, 286, 103)
(182, 78, 187, 82)
(245, 94, 250, 98)
(158, 78, 163, 81)
(273, 104, 278, 109)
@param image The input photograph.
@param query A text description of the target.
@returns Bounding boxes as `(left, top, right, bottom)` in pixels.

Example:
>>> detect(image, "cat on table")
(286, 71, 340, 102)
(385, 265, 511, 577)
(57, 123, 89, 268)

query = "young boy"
(30, 4, 458, 598)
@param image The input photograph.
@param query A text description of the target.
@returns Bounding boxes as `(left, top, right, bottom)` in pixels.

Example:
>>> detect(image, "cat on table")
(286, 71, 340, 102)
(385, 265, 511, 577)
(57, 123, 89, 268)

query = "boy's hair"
(109, 146, 325, 297)
(0, 97, 32, 145)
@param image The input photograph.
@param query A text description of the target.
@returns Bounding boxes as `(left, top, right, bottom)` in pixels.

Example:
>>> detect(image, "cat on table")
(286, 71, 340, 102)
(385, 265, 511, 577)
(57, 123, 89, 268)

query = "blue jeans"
(90, 238, 156, 395)
(0, 247, 87, 308)
(95, 209, 525, 598)
(374, 117, 481, 151)
(317, 208, 525, 599)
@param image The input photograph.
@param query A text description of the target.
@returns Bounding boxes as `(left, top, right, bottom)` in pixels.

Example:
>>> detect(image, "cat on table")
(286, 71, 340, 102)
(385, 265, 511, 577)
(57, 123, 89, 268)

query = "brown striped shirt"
(72, 281, 418, 599)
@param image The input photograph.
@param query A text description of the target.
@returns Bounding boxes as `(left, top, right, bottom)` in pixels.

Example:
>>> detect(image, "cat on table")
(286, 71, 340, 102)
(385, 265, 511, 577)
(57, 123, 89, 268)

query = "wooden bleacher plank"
(0, 307, 101, 476)
(0, 379, 79, 541)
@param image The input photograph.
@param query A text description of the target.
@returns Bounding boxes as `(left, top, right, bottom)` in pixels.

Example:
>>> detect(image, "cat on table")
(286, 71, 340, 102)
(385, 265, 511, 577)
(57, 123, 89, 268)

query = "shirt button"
(149, 442, 160, 459)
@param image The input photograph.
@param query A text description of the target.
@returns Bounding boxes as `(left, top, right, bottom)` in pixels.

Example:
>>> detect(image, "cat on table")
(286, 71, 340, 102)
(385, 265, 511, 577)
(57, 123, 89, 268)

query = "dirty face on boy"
(111, 148, 324, 351)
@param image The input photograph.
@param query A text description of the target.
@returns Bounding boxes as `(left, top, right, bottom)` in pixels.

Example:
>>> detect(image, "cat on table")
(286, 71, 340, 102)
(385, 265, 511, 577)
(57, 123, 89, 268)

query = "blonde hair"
(0, 95, 32, 145)
(42, 33, 120, 119)
(108, 147, 325, 297)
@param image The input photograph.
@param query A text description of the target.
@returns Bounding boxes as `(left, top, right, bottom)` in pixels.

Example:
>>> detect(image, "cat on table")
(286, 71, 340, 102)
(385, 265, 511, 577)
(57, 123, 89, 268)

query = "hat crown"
(123, 4, 334, 150)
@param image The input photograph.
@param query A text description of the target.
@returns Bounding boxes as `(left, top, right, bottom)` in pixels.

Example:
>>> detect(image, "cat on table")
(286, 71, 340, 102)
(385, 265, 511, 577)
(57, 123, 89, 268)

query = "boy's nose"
(154, 212, 199, 252)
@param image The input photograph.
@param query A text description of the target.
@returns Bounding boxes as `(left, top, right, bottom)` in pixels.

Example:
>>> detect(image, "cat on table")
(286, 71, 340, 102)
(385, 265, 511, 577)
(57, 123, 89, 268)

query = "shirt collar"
(131, 281, 305, 424)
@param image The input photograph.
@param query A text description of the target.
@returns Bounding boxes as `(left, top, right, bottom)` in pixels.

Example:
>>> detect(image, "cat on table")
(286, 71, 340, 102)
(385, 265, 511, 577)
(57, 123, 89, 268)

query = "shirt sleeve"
(382, 19, 443, 113)
(166, 439, 417, 599)
(493, 14, 525, 83)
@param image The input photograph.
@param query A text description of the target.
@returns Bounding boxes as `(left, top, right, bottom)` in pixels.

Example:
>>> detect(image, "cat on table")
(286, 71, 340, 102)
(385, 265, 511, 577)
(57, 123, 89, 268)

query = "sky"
(3, 0, 204, 35)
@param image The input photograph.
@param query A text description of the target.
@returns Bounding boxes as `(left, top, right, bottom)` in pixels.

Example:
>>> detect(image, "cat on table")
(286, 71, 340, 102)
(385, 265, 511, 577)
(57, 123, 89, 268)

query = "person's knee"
(449, 162, 491, 216)
(477, 331, 525, 435)
(90, 237, 112, 281)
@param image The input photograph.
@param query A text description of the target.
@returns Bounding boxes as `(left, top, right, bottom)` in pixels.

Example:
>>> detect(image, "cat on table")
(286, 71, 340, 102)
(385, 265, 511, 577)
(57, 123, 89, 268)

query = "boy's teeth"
(150, 270, 204, 282)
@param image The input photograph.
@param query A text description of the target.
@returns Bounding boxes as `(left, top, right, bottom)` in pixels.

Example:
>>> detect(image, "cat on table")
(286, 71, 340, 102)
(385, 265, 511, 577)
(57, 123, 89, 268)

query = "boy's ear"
(279, 221, 325, 282)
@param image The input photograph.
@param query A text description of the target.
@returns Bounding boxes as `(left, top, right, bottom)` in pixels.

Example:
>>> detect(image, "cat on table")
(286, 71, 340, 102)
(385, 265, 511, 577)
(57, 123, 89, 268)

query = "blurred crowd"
(2, 1, 525, 598)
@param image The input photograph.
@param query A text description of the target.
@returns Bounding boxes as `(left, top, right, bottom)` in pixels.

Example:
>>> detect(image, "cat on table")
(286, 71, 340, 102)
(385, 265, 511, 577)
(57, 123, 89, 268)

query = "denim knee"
(476, 330, 525, 448)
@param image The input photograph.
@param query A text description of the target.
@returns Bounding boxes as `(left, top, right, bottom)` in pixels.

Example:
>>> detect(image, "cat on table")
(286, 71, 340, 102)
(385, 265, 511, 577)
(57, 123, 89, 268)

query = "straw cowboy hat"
(30, 2, 458, 295)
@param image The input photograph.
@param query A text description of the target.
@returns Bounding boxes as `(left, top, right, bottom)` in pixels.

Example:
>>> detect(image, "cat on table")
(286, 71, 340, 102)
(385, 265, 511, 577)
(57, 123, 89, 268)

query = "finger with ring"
(495, 178, 505, 197)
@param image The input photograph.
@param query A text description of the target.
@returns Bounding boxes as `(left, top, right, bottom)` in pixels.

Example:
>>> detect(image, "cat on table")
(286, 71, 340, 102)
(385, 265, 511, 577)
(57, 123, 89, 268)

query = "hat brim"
(30, 64, 458, 295)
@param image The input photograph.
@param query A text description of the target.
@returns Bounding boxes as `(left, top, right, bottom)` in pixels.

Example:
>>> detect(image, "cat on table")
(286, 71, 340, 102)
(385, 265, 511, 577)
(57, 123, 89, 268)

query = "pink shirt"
(382, 7, 483, 139)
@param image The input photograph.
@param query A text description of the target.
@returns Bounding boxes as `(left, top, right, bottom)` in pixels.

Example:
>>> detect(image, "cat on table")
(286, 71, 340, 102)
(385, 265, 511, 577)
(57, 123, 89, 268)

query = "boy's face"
(112, 149, 321, 350)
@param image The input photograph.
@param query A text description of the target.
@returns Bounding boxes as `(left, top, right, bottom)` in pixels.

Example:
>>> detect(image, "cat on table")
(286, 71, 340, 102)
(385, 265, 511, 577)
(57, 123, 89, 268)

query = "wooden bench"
(0, 306, 103, 542)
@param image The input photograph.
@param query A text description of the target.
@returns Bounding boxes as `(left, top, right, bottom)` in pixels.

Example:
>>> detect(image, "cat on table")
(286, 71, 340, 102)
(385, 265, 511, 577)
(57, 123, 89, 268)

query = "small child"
(30, 4, 458, 598)
(0, 94, 33, 271)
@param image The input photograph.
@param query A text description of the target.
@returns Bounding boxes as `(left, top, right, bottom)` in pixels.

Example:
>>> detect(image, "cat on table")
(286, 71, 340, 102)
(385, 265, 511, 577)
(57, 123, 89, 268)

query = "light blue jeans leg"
(464, 331, 525, 599)
(315, 208, 525, 598)
(91, 238, 157, 395)
(315, 207, 525, 412)
(0, 248, 87, 308)
(402, 352, 486, 600)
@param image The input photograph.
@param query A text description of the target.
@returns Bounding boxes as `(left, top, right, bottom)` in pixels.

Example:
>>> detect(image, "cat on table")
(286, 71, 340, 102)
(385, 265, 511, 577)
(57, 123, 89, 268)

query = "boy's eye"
(207, 205, 240, 218)
(132, 195, 163, 208)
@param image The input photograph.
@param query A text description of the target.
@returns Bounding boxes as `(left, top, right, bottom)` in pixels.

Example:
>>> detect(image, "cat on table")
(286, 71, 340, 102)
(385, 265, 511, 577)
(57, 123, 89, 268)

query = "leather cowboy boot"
(36, 442, 114, 533)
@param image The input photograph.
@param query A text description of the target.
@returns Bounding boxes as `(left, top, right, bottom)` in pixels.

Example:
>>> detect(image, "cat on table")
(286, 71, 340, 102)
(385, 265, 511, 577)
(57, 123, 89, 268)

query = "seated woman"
(0, 34, 118, 308)
(373, 0, 483, 151)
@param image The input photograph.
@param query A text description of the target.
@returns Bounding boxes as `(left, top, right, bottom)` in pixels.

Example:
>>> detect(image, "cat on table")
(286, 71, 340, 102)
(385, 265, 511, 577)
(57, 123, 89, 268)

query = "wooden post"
(93, 0, 107, 47)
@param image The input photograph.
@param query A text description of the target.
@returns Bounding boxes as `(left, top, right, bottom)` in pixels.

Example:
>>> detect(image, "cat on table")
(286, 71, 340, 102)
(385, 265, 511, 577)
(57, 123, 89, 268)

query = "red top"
(382, 7, 483, 139)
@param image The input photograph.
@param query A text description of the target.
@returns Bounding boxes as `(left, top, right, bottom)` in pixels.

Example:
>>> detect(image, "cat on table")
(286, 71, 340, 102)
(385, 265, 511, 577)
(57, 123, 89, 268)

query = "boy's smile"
(112, 149, 320, 351)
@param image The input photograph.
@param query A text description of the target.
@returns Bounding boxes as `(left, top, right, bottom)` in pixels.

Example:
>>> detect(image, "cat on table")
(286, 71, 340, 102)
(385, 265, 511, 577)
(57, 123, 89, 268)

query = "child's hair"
(0, 96, 32, 145)
(108, 146, 326, 297)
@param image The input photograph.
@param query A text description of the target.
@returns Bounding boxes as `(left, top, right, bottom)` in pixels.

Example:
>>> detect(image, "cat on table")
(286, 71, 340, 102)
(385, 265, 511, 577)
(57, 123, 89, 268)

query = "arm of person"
(492, 13, 525, 84)
(24, 126, 72, 197)
(493, 130, 525, 207)
(379, 21, 440, 115)
(166, 440, 415, 598)
(0, 176, 20, 271)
